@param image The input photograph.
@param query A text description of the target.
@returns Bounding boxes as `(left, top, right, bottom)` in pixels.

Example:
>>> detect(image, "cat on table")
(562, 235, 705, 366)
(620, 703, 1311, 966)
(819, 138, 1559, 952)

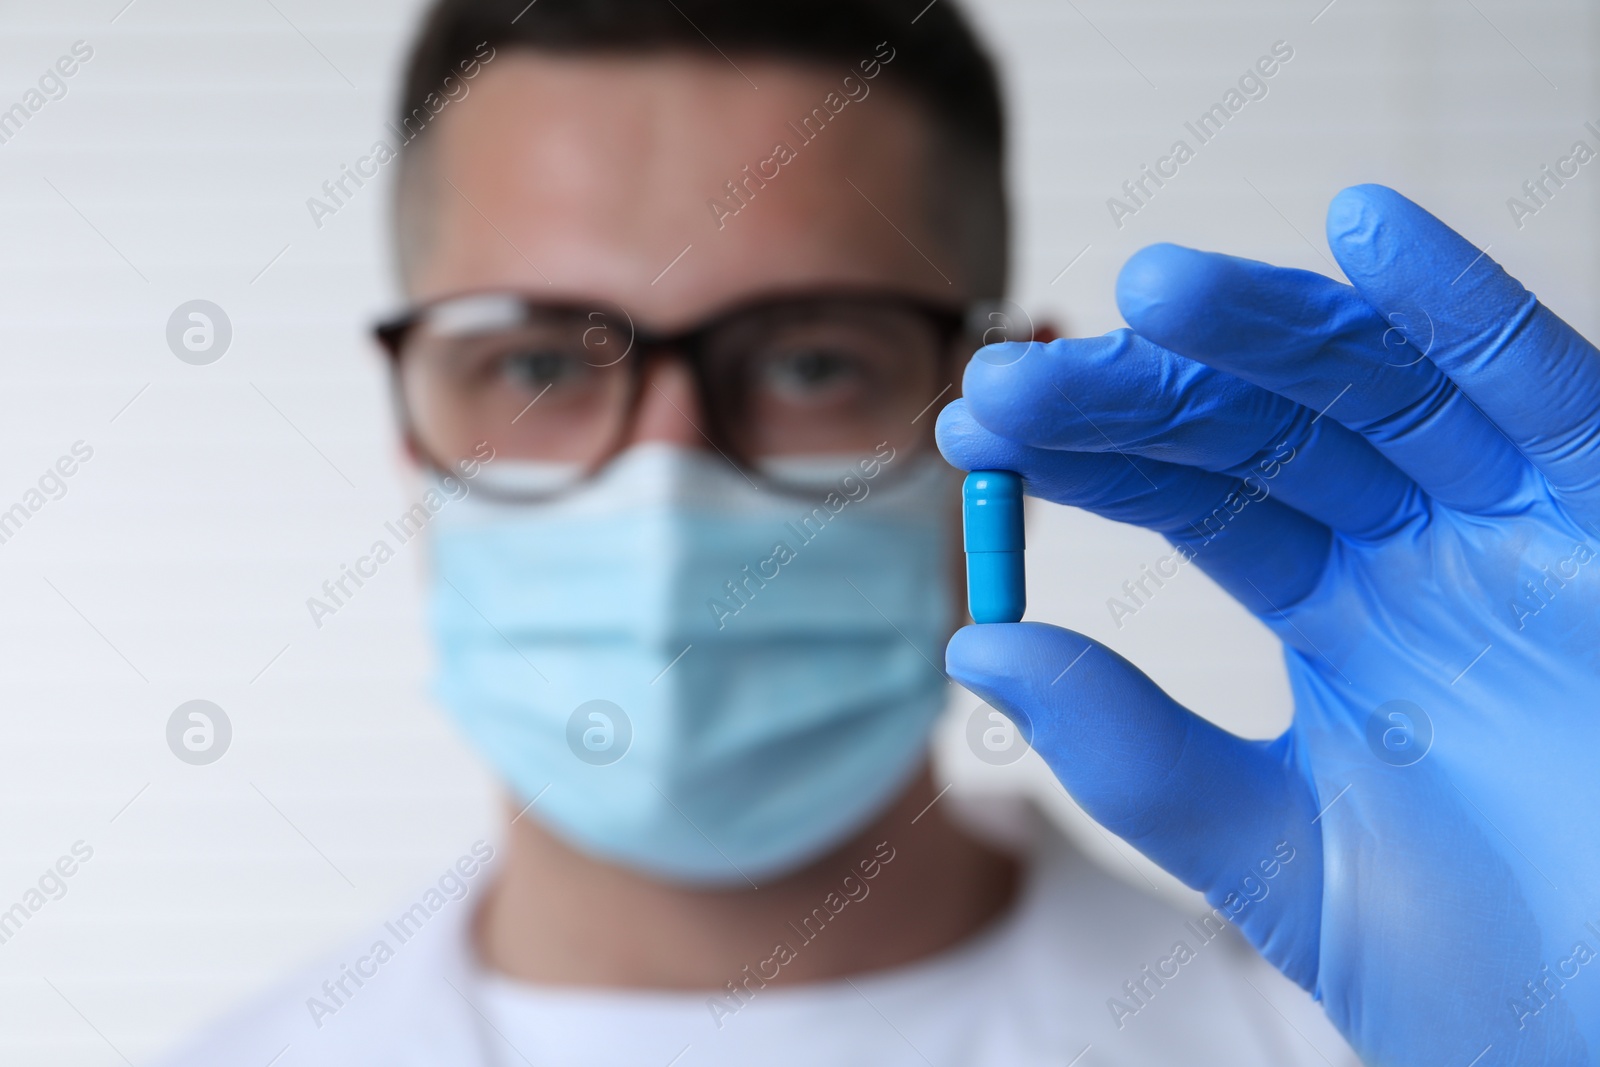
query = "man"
(162, 0, 1600, 1064)
(162, 1, 1347, 1062)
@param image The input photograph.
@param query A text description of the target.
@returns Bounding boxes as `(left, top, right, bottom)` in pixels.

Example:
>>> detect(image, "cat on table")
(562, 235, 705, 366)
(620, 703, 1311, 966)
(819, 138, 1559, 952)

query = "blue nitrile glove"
(938, 185, 1600, 1066)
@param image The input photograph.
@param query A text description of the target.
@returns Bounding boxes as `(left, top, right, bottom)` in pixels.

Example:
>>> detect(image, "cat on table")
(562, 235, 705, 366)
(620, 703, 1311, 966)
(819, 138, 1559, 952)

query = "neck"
(474, 766, 1020, 990)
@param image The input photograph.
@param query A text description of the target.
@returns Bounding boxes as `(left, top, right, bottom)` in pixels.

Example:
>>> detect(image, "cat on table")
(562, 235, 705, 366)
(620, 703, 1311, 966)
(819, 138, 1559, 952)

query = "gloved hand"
(938, 185, 1600, 1066)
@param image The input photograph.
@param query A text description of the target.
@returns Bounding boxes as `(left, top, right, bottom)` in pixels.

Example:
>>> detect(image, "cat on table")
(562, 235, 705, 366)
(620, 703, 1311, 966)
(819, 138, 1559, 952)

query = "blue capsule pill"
(962, 470, 1025, 624)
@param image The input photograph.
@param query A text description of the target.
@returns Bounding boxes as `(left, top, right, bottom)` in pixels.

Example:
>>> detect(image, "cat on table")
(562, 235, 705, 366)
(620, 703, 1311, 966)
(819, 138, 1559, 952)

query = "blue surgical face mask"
(426, 443, 955, 885)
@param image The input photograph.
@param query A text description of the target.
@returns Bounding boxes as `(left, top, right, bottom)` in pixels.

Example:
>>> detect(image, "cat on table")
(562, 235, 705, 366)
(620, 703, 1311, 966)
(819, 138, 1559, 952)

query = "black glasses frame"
(373, 287, 990, 501)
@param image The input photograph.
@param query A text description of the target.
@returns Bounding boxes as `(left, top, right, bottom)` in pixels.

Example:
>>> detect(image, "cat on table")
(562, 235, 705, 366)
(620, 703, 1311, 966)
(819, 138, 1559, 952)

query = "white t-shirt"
(157, 804, 1359, 1066)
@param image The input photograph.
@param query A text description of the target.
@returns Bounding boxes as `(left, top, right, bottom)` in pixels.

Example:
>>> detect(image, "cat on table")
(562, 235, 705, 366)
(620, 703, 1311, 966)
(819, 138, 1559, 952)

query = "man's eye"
(762, 349, 865, 395)
(501, 348, 586, 390)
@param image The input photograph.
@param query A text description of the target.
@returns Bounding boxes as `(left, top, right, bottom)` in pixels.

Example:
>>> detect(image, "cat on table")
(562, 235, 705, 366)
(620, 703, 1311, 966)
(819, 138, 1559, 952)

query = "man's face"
(404, 53, 977, 867)
(408, 51, 966, 331)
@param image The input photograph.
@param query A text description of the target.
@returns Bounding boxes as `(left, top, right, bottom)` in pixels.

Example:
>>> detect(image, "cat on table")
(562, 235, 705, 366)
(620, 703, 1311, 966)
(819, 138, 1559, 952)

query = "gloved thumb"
(947, 622, 1322, 987)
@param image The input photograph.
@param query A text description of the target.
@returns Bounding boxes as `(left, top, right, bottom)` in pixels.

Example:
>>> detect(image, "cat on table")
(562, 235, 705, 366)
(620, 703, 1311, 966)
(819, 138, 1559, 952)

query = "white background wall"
(0, 0, 1593, 1062)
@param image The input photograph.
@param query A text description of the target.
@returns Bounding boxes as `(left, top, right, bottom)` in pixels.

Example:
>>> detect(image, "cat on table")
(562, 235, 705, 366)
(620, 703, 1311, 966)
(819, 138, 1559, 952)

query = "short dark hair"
(394, 0, 1009, 293)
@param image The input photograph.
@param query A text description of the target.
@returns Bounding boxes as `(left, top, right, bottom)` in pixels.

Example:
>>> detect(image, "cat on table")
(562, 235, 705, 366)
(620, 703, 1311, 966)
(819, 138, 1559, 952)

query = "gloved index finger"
(937, 398, 1333, 622)
(1115, 242, 1526, 515)
(1327, 183, 1600, 521)
(960, 329, 1421, 540)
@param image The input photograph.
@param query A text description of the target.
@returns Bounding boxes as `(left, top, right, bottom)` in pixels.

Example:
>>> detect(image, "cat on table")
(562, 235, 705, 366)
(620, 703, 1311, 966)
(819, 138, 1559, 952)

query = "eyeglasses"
(375, 288, 1012, 500)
